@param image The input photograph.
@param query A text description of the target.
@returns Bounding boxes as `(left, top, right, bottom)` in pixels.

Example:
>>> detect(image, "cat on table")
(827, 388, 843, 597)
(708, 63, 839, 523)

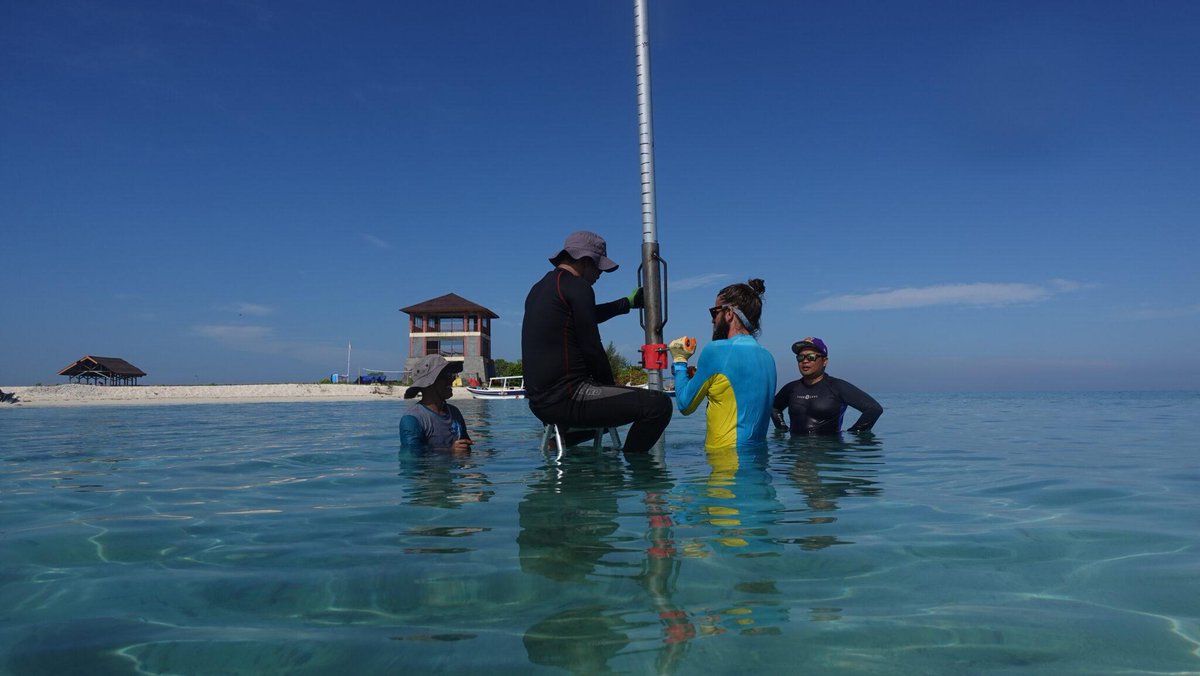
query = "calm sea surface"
(2, 392, 1198, 674)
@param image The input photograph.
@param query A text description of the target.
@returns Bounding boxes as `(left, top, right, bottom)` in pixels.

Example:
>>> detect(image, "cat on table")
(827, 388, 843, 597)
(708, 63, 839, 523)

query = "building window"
(441, 317, 464, 332)
(437, 339, 464, 357)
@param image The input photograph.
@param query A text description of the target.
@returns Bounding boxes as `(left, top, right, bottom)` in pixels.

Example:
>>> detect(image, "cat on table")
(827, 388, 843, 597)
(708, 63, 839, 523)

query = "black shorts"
(530, 381, 672, 453)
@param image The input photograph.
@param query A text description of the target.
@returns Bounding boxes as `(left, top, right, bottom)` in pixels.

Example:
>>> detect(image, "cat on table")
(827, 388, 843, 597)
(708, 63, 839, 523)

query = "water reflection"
(670, 445, 790, 637)
(782, 434, 884, 509)
(519, 451, 694, 672)
(455, 398, 494, 444)
(396, 447, 495, 508)
(772, 433, 885, 550)
(516, 436, 890, 672)
(683, 445, 783, 556)
(516, 451, 627, 582)
(625, 453, 694, 672)
(517, 447, 801, 672)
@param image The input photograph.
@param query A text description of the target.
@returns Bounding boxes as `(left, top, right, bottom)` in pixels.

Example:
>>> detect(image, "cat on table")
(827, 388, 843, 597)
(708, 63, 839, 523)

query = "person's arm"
(771, 382, 793, 430)
(399, 415, 428, 451)
(450, 406, 471, 442)
(448, 405, 474, 452)
(560, 274, 617, 385)
(673, 344, 720, 415)
(595, 296, 631, 324)
(834, 379, 883, 432)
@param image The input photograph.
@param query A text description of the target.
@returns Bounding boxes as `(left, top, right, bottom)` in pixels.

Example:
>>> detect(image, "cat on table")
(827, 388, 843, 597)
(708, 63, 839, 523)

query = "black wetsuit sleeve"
(562, 275, 618, 386)
(771, 381, 793, 429)
(594, 297, 630, 324)
(833, 378, 883, 431)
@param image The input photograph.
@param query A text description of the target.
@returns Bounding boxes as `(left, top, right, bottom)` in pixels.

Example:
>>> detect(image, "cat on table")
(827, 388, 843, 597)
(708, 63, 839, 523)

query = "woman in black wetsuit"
(771, 337, 882, 435)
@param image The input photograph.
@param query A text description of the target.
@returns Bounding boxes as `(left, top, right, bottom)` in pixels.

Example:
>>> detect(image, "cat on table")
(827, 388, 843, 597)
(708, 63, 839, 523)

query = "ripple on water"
(3, 394, 1200, 674)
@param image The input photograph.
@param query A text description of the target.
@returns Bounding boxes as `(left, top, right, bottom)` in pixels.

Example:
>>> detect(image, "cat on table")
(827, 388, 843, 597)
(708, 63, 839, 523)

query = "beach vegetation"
(607, 342, 648, 386)
(494, 358, 522, 377)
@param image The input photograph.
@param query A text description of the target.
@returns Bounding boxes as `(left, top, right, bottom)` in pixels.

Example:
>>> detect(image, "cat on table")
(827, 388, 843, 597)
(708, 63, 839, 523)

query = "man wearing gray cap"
(521, 231, 672, 453)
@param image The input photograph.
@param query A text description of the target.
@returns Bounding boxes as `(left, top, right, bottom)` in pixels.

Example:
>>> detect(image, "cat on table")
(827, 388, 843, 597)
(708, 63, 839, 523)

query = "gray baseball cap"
(550, 231, 618, 272)
(404, 355, 463, 398)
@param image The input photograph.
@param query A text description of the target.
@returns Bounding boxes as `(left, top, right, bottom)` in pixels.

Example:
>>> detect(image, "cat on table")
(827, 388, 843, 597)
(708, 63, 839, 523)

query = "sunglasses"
(796, 353, 825, 363)
(708, 305, 730, 320)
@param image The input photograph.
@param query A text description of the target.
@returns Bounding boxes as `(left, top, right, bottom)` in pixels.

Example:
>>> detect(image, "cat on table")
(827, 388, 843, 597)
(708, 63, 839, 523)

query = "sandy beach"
(0, 383, 473, 407)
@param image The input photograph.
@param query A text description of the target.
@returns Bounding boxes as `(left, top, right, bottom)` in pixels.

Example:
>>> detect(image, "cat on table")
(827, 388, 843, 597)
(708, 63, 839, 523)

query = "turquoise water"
(2, 392, 1199, 674)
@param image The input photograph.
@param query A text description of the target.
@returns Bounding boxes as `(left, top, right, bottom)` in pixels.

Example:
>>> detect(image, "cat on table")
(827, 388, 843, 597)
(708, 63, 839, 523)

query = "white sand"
(0, 383, 473, 407)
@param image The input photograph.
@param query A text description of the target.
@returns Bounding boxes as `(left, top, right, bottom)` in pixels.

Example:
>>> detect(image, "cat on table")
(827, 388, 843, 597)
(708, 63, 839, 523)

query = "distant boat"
(466, 376, 526, 400)
(627, 382, 675, 397)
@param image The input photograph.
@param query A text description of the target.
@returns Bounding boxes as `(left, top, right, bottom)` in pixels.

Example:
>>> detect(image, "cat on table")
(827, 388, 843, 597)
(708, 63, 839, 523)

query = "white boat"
(466, 376, 526, 400)
(627, 382, 676, 397)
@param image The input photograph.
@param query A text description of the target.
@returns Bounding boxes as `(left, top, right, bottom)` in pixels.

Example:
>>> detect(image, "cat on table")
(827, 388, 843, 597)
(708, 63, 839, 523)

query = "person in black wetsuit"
(772, 337, 882, 435)
(522, 231, 672, 453)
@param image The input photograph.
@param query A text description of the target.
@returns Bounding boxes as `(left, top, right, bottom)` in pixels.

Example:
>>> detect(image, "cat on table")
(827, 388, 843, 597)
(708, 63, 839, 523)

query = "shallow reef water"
(2, 391, 1199, 674)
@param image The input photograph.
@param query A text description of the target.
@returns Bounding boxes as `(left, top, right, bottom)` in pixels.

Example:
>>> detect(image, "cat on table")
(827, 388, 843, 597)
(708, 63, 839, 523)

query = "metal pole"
(634, 0, 665, 391)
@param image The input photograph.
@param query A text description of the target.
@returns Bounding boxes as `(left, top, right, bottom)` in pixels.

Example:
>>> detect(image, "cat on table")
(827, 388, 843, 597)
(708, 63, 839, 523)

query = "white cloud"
(671, 273, 730, 291)
(804, 280, 1086, 311)
(362, 234, 392, 250)
(191, 324, 368, 371)
(223, 302, 273, 316)
(1048, 278, 1093, 292)
(193, 324, 274, 342)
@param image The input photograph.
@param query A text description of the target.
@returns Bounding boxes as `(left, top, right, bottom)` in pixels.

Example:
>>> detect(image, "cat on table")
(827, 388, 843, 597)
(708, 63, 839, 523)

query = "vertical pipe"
(634, 0, 665, 391)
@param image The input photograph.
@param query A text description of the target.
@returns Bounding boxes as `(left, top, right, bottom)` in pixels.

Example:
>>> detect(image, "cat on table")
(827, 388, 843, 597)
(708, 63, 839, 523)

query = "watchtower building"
(400, 293, 499, 384)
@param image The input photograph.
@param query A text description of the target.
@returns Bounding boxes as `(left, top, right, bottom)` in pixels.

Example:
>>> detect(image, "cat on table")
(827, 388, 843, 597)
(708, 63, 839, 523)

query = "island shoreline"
(0, 383, 474, 408)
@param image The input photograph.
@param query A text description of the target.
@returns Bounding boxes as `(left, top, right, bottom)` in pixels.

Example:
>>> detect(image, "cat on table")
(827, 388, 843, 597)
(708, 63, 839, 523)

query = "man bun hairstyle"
(718, 278, 766, 335)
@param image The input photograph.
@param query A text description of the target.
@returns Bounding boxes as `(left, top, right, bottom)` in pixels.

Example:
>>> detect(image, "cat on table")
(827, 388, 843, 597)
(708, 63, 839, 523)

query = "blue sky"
(3, 1, 1197, 391)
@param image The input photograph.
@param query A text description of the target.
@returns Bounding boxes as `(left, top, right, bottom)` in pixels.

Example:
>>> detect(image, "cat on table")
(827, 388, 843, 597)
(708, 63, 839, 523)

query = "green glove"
(626, 287, 644, 309)
(667, 336, 696, 363)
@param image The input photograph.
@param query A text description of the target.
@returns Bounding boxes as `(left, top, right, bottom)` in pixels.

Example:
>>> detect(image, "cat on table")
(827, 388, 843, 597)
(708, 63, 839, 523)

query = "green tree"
(494, 358, 523, 377)
(621, 365, 648, 386)
(494, 347, 648, 384)
(605, 341, 630, 376)
(607, 342, 647, 385)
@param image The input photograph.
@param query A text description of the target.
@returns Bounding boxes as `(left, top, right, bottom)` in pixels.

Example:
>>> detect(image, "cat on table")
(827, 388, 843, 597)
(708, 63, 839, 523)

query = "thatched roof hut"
(58, 356, 146, 386)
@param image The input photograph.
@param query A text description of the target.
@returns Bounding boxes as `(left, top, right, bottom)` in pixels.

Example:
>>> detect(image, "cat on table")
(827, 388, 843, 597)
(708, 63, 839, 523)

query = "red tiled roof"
(400, 293, 498, 318)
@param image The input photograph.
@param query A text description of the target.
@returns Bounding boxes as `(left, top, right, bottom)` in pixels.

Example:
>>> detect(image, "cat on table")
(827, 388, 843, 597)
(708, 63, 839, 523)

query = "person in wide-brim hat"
(400, 355, 472, 453)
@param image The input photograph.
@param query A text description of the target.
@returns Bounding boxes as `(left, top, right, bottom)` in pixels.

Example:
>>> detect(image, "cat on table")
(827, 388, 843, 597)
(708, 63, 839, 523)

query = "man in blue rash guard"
(772, 337, 883, 435)
(522, 231, 673, 454)
(400, 355, 473, 453)
(668, 279, 777, 448)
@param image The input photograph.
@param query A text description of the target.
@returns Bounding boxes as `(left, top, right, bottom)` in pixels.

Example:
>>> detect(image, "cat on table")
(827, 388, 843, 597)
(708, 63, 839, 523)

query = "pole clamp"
(640, 343, 669, 370)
